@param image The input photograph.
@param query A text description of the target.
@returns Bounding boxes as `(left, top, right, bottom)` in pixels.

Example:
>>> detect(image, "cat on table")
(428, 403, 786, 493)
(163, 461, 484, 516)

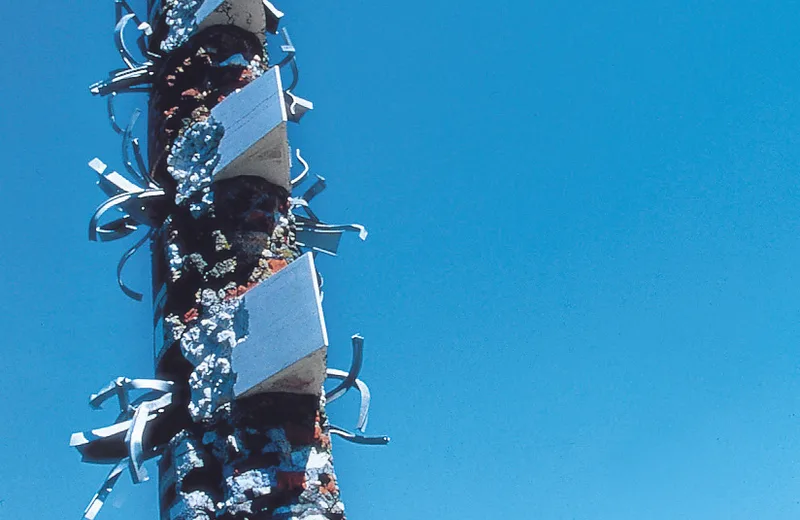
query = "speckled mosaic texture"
(161, 0, 203, 52)
(158, 170, 301, 418)
(149, 26, 268, 187)
(149, 20, 347, 520)
(160, 395, 344, 520)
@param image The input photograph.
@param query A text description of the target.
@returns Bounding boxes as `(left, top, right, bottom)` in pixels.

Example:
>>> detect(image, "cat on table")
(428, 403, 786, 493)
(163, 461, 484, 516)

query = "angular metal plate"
(233, 252, 328, 397)
(211, 66, 291, 190)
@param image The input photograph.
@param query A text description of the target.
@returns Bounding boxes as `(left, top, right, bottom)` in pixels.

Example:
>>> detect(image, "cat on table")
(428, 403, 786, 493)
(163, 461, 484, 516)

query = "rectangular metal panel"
(211, 66, 291, 189)
(232, 252, 328, 397)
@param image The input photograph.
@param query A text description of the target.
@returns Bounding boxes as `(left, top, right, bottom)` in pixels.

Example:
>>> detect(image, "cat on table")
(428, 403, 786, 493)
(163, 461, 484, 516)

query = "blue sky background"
(2, 0, 800, 518)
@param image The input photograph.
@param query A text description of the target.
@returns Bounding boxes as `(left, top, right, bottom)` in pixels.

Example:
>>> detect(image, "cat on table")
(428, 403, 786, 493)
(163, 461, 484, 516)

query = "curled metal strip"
(73, 386, 174, 519)
(326, 335, 364, 403)
(91, 377, 130, 413)
(122, 109, 147, 184)
(263, 0, 285, 34)
(117, 228, 155, 301)
(302, 175, 327, 204)
(118, 188, 166, 226)
(90, 65, 154, 96)
(107, 94, 125, 134)
(125, 393, 173, 483)
(290, 197, 319, 223)
(96, 216, 138, 242)
(277, 27, 296, 68)
(275, 30, 313, 122)
(286, 53, 300, 92)
(109, 101, 156, 187)
(91, 377, 174, 412)
(326, 368, 372, 433)
(296, 216, 369, 241)
(114, 12, 152, 69)
(134, 23, 152, 60)
(88, 188, 166, 241)
(75, 377, 175, 482)
(82, 459, 127, 520)
(88, 191, 136, 241)
(290, 148, 309, 187)
(131, 137, 152, 187)
(285, 91, 313, 122)
(329, 426, 390, 446)
(126, 408, 148, 482)
(114, 14, 140, 68)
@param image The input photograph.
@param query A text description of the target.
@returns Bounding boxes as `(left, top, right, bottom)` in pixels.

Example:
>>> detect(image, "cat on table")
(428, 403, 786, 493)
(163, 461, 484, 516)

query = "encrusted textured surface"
(149, 26, 268, 186)
(150, 9, 346, 520)
(162, 0, 203, 51)
(72, 2, 380, 518)
(160, 395, 343, 520)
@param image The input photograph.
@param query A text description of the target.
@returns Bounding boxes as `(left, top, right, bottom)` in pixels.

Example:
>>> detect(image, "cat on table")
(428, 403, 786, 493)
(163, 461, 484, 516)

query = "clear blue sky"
(2, 1, 800, 518)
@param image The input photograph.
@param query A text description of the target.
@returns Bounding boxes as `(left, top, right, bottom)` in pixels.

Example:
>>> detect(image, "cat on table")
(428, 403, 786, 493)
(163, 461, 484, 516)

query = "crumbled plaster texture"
(150, 26, 267, 185)
(160, 395, 345, 520)
(163, 114, 299, 419)
(168, 116, 224, 216)
(152, 21, 343, 520)
(162, 0, 202, 52)
(161, 0, 268, 54)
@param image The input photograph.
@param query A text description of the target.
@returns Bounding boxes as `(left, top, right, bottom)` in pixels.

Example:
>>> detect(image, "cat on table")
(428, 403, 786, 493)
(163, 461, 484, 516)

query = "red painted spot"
(181, 88, 203, 98)
(268, 259, 288, 273)
(277, 471, 306, 491)
(183, 308, 199, 323)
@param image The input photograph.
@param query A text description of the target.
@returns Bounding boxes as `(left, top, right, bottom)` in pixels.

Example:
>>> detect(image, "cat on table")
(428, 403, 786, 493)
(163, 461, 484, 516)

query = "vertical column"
(72, 2, 388, 520)
(148, 2, 342, 519)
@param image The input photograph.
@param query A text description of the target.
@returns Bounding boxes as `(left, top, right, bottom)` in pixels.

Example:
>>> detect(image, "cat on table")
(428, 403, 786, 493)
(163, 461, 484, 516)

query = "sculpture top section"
(149, 0, 284, 52)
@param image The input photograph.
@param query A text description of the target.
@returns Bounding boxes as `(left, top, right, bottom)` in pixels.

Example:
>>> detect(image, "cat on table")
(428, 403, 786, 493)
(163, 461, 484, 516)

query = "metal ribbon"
(95, 215, 139, 242)
(327, 369, 373, 433)
(88, 2, 162, 300)
(107, 94, 125, 134)
(297, 219, 368, 240)
(90, 64, 154, 96)
(326, 334, 364, 403)
(116, 228, 156, 301)
(90, 0, 157, 96)
(89, 0, 159, 96)
(325, 335, 390, 446)
(290, 148, 310, 187)
(88, 188, 166, 240)
(72, 377, 175, 519)
(295, 215, 369, 256)
(289, 150, 367, 255)
(329, 426, 390, 446)
(263, 0, 285, 34)
(275, 28, 313, 122)
(120, 108, 152, 186)
(82, 460, 127, 520)
(285, 90, 314, 122)
(115, 12, 151, 69)
(107, 92, 154, 188)
(88, 157, 166, 300)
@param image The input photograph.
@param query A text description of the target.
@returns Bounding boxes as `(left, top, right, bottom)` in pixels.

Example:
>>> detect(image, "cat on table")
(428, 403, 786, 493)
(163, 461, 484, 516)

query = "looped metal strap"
(326, 335, 365, 403)
(325, 335, 389, 446)
(72, 377, 175, 519)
